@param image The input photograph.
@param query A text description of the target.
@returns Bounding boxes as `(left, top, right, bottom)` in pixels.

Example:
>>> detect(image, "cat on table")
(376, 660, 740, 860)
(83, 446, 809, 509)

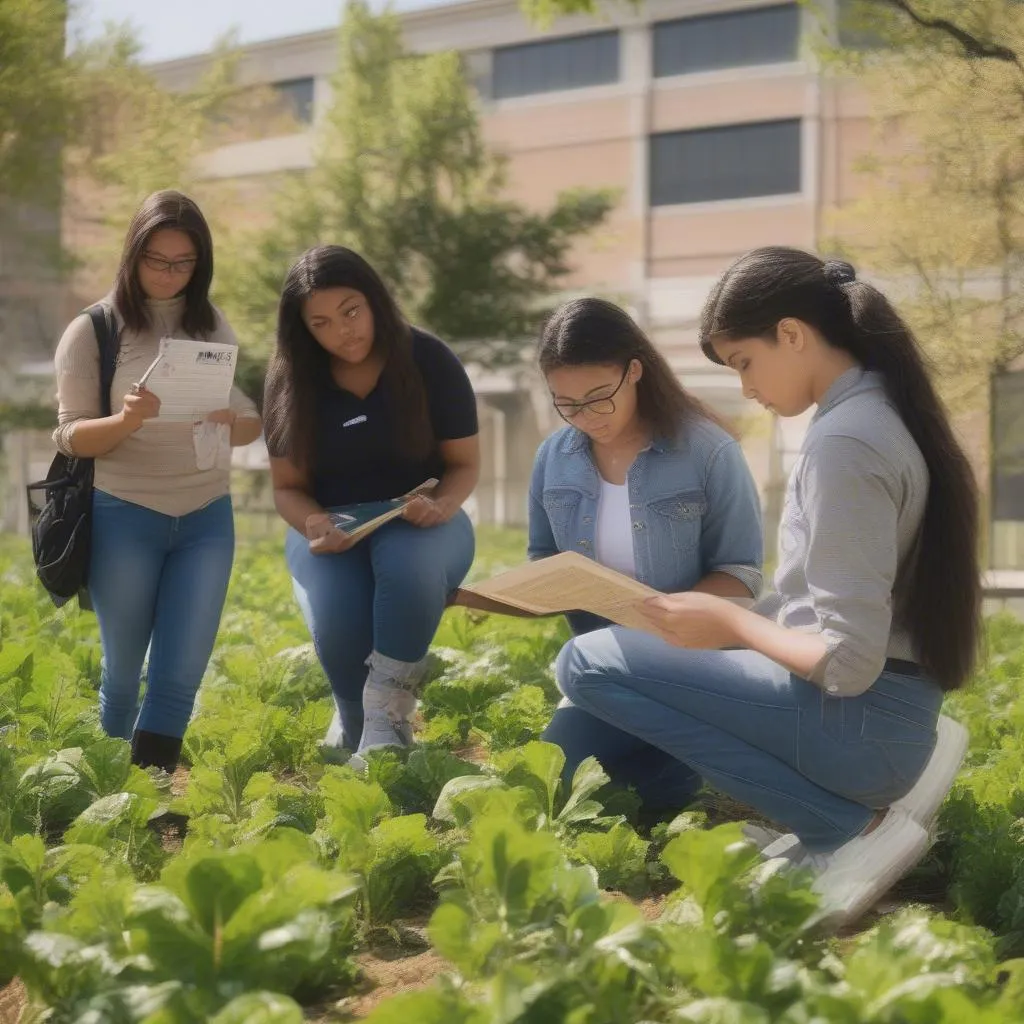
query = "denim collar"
(557, 426, 675, 456)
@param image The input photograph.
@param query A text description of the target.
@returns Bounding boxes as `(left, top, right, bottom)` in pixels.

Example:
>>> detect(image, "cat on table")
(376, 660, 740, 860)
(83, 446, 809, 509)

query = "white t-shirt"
(595, 478, 636, 578)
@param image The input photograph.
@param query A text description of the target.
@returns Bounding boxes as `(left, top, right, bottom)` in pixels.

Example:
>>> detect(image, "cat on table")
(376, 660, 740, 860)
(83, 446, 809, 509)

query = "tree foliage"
(216, 0, 616, 373)
(0, 0, 72, 205)
(825, 0, 1024, 406)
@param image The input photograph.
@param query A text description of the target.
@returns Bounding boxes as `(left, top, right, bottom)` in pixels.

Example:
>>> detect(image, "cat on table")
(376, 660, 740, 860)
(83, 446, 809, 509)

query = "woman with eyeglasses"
(527, 297, 763, 817)
(52, 190, 262, 772)
(549, 251, 978, 927)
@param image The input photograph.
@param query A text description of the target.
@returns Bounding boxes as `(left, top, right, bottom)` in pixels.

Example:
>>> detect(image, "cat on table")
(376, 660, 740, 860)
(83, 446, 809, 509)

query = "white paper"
(465, 552, 758, 631)
(145, 338, 237, 420)
(192, 421, 232, 471)
(466, 552, 661, 630)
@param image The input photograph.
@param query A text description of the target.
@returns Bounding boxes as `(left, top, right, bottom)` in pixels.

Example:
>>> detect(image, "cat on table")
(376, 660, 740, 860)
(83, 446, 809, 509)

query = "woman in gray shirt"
(554, 247, 980, 929)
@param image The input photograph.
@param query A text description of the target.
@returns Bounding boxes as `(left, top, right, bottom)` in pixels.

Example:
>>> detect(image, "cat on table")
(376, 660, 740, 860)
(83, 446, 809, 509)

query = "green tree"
(0, 7, 295, 421)
(516, 0, 635, 27)
(825, 0, 1024, 408)
(0, 0, 71, 205)
(63, 28, 297, 292)
(216, 0, 616, 377)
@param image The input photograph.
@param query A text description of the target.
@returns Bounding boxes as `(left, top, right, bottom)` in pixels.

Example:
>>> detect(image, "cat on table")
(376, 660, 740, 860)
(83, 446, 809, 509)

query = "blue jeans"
(543, 703, 704, 812)
(286, 511, 475, 750)
(542, 617, 704, 812)
(555, 627, 943, 852)
(88, 491, 235, 740)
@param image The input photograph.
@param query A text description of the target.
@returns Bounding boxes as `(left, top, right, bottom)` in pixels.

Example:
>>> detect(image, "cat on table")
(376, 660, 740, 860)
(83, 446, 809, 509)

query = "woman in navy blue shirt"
(263, 246, 479, 762)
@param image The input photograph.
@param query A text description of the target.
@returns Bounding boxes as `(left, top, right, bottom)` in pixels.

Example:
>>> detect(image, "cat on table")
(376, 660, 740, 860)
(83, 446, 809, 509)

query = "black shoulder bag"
(27, 304, 120, 609)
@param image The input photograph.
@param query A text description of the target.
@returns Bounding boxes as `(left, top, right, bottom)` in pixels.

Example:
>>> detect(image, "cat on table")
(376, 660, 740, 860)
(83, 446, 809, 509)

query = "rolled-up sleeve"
(700, 438, 764, 597)
(800, 437, 899, 696)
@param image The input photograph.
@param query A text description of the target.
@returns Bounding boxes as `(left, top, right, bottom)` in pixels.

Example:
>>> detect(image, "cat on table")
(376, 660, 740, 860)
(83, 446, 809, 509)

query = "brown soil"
(306, 921, 450, 1021)
(170, 764, 189, 797)
(451, 740, 489, 765)
(0, 980, 25, 1024)
(604, 889, 669, 922)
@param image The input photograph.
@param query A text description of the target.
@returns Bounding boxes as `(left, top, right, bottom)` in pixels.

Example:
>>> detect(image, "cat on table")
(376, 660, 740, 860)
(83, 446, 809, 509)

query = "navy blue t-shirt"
(309, 328, 478, 508)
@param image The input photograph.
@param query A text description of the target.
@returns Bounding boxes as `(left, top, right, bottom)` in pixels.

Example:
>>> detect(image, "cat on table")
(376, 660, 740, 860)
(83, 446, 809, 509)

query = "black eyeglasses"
(552, 365, 630, 423)
(142, 253, 198, 275)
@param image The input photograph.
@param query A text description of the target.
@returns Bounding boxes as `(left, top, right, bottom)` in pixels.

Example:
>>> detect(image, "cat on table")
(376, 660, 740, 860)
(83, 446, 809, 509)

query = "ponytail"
(700, 246, 980, 690)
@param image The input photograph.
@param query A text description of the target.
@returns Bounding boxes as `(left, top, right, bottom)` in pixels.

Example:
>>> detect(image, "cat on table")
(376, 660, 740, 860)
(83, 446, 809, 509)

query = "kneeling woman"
(554, 250, 978, 926)
(263, 246, 480, 759)
(528, 297, 764, 814)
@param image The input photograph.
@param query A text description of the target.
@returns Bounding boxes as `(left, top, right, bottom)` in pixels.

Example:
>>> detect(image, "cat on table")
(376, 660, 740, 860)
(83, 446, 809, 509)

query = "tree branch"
(862, 0, 1022, 68)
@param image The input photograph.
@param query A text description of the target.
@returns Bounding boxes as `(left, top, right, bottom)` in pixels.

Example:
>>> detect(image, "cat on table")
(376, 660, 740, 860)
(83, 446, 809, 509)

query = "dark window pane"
(654, 4, 800, 77)
(650, 119, 802, 205)
(493, 31, 620, 99)
(273, 77, 315, 124)
(993, 370, 1024, 522)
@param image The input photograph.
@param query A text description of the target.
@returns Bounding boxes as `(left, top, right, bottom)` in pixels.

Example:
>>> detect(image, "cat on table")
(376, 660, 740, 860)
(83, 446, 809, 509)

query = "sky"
(75, 0, 450, 64)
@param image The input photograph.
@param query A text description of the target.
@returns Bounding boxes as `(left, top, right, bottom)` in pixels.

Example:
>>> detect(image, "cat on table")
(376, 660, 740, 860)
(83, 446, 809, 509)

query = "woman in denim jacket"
(554, 250, 979, 928)
(529, 298, 764, 815)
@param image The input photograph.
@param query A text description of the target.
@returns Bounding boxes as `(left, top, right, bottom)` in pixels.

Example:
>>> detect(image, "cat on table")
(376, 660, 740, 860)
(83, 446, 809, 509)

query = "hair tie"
(823, 259, 857, 287)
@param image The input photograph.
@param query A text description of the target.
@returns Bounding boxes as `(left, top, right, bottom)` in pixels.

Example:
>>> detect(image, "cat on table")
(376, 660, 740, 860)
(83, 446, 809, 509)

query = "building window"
(992, 369, 1024, 569)
(650, 119, 802, 205)
(653, 4, 800, 77)
(492, 31, 619, 100)
(273, 77, 315, 124)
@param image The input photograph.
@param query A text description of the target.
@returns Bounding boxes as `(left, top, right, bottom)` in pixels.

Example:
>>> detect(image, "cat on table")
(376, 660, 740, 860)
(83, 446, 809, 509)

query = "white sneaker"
(891, 715, 968, 831)
(742, 823, 787, 851)
(760, 831, 804, 863)
(755, 716, 966, 872)
(811, 806, 930, 928)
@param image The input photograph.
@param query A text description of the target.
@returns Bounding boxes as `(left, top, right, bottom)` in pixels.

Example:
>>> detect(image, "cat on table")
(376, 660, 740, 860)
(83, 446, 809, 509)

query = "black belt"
(884, 658, 922, 678)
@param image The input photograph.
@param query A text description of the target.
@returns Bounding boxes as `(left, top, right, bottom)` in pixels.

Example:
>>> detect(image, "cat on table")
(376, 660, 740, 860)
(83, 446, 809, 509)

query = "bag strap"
(85, 303, 120, 418)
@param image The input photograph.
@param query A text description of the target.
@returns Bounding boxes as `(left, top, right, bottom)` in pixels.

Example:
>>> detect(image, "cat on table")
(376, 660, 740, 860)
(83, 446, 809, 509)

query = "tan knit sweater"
(53, 293, 259, 517)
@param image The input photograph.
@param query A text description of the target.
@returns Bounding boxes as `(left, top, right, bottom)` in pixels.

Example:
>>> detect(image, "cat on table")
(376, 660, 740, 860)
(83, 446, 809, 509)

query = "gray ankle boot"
(352, 651, 429, 763)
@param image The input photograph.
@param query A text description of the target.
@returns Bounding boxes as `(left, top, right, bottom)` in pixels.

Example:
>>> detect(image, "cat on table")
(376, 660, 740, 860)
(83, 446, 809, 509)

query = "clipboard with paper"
(143, 338, 237, 420)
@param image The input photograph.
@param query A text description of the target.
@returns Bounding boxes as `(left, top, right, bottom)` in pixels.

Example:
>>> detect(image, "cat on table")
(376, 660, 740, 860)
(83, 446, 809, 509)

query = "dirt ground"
(0, 981, 25, 1024)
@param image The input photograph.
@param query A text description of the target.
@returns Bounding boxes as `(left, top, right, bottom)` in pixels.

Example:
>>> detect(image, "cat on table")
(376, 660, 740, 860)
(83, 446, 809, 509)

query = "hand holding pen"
(123, 353, 163, 430)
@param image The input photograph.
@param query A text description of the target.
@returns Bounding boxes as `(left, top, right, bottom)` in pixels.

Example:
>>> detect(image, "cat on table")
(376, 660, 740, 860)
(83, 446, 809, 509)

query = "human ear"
(776, 318, 807, 353)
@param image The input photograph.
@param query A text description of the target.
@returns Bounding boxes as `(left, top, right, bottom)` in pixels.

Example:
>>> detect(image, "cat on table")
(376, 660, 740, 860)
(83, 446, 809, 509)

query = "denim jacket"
(528, 417, 763, 632)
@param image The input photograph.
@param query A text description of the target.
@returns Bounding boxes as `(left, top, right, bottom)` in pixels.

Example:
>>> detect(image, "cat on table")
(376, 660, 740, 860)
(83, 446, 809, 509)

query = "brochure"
(327, 478, 439, 543)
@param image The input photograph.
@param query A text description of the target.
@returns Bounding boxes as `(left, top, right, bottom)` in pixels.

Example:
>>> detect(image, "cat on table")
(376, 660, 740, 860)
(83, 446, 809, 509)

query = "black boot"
(130, 729, 183, 774)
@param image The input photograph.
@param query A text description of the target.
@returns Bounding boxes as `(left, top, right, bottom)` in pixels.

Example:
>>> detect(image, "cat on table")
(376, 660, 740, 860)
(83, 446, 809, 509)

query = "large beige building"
(138, 0, 883, 529)
(149, 0, 873, 402)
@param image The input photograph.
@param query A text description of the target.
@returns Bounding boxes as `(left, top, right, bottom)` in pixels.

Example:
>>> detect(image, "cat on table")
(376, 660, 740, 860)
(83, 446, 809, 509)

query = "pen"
(133, 352, 164, 393)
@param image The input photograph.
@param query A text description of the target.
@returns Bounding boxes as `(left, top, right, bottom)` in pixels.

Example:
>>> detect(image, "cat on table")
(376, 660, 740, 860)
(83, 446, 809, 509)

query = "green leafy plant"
(15, 833, 359, 1019)
(64, 791, 167, 880)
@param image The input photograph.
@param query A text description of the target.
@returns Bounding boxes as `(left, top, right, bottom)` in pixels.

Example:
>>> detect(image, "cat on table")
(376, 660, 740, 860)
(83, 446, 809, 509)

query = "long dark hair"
(113, 190, 216, 337)
(538, 297, 721, 440)
(262, 245, 433, 469)
(700, 246, 980, 690)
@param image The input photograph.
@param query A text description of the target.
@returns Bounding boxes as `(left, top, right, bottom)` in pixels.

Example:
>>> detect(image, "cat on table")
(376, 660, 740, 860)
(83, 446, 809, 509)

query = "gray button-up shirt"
(758, 367, 928, 696)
